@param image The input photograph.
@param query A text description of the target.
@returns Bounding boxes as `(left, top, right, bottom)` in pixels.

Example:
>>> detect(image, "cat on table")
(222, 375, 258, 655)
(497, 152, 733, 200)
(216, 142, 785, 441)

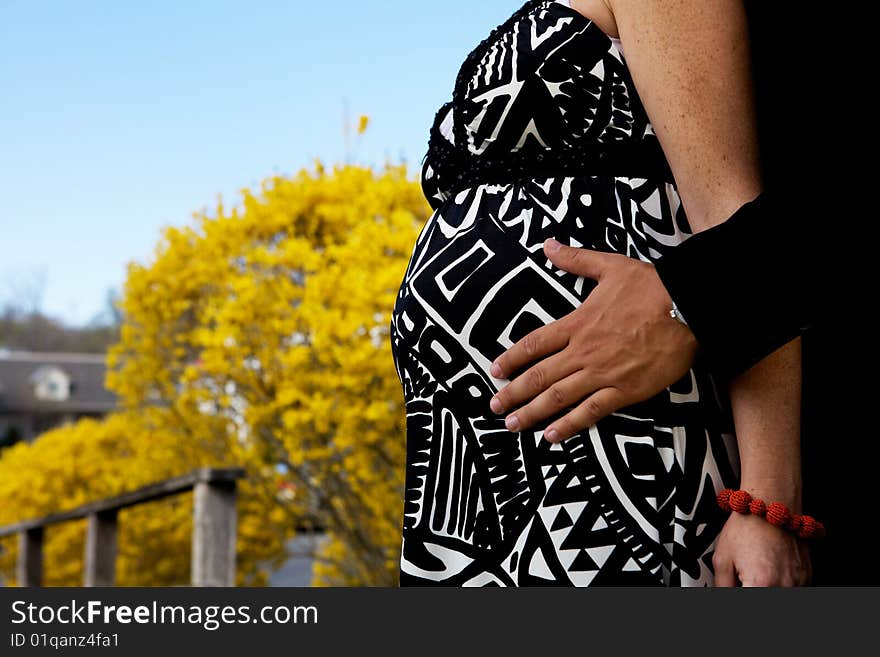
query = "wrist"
(737, 478, 802, 513)
(717, 487, 825, 541)
(669, 299, 689, 328)
(653, 271, 698, 349)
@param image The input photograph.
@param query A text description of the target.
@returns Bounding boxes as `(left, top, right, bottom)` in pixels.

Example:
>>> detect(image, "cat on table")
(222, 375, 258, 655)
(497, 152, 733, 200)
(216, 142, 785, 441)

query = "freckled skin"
(592, 0, 762, 231)
(498, 0, 808, 585)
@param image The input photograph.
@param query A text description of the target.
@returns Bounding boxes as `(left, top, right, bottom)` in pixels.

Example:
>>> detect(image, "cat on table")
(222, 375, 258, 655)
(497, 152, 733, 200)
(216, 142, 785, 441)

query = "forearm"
(728, 337, 802, 511)
(654, 192, 814, 381)
(607, 0, 811, 381)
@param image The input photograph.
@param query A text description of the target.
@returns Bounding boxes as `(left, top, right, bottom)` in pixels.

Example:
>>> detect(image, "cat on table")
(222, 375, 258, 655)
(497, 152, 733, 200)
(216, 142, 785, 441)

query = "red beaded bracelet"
(717, 488, 826, 539)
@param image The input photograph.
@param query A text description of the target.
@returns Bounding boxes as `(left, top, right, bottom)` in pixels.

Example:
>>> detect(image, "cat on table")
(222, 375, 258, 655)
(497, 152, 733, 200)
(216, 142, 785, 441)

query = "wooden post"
(0, 467, 245, 588)
(84, 510, 118, 586)
(191, 479, 237, 586)
(17, 527, 43, 586)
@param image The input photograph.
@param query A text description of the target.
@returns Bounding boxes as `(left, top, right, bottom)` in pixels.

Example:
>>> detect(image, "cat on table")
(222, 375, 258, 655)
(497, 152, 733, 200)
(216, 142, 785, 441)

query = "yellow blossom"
(0, 161, 429, 587)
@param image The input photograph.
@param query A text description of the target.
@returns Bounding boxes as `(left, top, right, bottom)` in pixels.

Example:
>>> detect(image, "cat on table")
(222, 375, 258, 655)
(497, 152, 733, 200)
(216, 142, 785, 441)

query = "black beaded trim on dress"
(428, 106, 675, 199)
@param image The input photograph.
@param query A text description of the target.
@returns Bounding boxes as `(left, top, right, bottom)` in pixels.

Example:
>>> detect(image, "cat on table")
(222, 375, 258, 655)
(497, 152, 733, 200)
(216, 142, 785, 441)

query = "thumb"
(544, 238, 610, 280)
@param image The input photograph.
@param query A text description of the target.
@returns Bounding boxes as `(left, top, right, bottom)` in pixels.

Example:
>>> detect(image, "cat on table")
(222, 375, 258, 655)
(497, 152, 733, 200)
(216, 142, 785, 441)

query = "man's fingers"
(490, 317, 571, 379)
(543, 238, 617, 280)
(491, 347, 582, 416)
(497, 368, 605, 434)
(543, 387, 626, 443)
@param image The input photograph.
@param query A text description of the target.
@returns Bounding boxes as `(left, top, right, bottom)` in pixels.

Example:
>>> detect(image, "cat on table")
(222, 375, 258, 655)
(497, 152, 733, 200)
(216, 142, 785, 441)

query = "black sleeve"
(653, 191, 814, 380)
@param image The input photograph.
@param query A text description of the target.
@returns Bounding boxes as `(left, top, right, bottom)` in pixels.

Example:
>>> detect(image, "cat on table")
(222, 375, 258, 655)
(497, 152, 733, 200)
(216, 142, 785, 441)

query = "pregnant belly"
(390, 185, 599, 417)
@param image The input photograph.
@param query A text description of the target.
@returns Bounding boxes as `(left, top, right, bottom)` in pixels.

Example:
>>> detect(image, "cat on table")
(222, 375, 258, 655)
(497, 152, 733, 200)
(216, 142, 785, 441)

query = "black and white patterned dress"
(389, 0, 740, 586)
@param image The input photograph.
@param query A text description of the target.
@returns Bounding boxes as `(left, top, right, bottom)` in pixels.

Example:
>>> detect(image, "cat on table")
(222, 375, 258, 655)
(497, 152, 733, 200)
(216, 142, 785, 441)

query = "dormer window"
(29, 366, 72, 402)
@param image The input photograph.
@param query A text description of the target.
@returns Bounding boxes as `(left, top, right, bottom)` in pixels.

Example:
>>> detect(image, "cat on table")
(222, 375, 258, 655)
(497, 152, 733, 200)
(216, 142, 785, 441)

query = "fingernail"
(490, 362, 502, 377)
(545, 238, 562, 252)
(490, 396, 502, 413)
(545, 428, 559, 442)
(505, 415, 520, 431)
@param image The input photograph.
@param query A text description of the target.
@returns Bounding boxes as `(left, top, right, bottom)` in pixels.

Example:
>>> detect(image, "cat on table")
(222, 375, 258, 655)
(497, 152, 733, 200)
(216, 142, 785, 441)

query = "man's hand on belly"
(488, 238, 699, 443)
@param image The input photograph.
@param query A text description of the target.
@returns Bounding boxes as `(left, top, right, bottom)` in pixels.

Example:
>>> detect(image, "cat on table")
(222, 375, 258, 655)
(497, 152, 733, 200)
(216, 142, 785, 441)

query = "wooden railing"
(0, 467, 245, 587)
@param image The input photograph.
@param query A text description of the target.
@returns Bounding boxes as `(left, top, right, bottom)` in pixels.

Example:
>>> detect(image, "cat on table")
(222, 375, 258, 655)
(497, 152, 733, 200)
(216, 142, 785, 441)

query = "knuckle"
(522, 333, 540, 358)
(548, 384, 567, 408)
(526, 366, 546, 391)
(585, 357, 606, 377)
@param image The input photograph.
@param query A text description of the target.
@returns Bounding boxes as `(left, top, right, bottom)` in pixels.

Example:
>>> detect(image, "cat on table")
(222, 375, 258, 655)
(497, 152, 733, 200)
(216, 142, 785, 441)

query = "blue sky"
(0, 0, 518, 326)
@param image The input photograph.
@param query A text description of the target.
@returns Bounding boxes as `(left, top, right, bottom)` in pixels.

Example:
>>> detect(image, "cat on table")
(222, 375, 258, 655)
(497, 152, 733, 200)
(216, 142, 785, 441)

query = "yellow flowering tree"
(0, 410, 286, 586)
(0, 160, 428, 586)
(107, 160, 428, 585)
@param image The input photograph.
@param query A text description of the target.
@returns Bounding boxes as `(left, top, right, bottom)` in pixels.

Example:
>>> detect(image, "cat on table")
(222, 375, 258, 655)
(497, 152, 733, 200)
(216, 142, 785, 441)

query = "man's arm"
(491, 0, 769, 429)
(490, 0, 814, 429)
(492, 0, 809, 585)
(655, 190, 813, 380)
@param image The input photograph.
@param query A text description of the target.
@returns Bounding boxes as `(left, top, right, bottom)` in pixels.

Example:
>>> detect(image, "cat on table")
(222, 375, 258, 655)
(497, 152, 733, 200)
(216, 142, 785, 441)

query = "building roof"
(0, 350, 117, 414)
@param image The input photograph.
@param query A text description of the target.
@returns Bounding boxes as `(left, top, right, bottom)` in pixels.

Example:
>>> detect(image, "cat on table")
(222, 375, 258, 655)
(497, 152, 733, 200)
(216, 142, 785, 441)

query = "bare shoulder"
(568, 0, 619, 39)
(601, 0, 743, 34)
(594, 0, 760, 231)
